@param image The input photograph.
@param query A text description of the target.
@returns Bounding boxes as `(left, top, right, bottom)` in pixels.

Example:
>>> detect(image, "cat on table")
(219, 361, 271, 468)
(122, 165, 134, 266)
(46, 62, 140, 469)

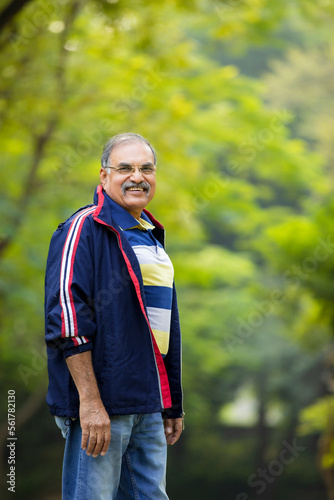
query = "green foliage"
(299, 396, 334, 436)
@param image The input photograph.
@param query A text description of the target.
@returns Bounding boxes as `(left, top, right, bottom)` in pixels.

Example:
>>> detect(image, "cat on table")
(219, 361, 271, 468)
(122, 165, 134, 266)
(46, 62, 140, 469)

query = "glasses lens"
(116, 166, 133, 174)
(140, 166, 155, 174)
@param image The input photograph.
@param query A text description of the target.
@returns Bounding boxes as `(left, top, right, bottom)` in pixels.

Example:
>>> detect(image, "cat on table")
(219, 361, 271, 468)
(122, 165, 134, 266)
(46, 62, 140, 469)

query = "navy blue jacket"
(44, 185, 183, 419)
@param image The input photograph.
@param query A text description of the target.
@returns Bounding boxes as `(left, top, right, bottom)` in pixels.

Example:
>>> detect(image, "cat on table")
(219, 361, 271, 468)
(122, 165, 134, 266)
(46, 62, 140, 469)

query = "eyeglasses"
(106, 164, 156, 175)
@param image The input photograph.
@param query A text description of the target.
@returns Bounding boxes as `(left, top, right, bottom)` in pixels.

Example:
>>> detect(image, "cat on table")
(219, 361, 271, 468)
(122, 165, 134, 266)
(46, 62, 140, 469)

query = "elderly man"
(44, 133, 183, 500)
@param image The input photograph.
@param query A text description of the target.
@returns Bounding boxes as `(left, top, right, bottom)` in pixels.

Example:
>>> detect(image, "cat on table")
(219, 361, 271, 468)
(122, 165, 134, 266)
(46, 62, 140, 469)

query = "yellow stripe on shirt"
(152, 329, 170, 355)
(140, 263, 174, 288)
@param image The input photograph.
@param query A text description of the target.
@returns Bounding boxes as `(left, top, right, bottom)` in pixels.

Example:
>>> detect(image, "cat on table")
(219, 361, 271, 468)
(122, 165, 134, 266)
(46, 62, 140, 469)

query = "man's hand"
(164, 418, 183, 445)
(80, 399, 111, 458)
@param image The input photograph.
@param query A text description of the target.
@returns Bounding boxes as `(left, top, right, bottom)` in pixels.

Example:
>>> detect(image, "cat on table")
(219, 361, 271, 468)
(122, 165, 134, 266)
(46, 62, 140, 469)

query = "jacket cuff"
(63, 342, 93, 359)
(162, 406, 184, 419)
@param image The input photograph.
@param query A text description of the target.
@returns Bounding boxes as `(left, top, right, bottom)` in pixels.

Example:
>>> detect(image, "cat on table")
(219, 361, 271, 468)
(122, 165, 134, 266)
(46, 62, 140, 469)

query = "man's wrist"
(162, 408, 184, 418)
(79, 393, 103, 405)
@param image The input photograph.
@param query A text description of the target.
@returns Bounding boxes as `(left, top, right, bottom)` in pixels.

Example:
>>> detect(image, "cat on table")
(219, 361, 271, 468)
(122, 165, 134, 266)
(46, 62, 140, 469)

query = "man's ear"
(100, 168, 107, 187)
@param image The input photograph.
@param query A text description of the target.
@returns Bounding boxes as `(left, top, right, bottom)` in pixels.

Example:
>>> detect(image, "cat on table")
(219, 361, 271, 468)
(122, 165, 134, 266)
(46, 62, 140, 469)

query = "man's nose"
(129, 167, 144, 182)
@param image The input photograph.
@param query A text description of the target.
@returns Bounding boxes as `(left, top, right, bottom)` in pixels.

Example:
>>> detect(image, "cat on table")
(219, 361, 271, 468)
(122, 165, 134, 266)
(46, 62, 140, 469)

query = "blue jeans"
(55, 413, 169, 500)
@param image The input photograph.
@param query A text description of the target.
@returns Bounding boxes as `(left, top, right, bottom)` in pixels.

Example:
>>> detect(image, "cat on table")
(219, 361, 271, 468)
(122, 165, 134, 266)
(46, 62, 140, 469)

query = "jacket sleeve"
(45, 212, 96, 358)
(162, 283, 183, 419)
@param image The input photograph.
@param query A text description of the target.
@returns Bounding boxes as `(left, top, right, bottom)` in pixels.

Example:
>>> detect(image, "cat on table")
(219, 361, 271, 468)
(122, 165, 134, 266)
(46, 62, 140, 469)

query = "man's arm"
(66, 351, 111, 458)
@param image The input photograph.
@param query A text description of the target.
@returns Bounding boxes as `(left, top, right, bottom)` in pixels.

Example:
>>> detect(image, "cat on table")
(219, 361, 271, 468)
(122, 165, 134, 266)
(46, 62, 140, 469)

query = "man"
(45, 133, 183, 500)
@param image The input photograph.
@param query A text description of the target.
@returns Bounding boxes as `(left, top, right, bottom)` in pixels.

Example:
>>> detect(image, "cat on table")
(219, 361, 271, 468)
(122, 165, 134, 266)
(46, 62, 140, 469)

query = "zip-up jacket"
(44, 185, 183, 419)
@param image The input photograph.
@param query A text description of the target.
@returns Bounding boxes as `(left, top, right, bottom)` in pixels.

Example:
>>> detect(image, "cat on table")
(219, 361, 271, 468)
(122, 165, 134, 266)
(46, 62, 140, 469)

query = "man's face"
(100, 141, 156, 219)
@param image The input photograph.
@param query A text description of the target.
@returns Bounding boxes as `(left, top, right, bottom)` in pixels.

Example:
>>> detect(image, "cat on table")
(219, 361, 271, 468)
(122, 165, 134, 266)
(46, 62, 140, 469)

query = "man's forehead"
(110, 140, 154, 164)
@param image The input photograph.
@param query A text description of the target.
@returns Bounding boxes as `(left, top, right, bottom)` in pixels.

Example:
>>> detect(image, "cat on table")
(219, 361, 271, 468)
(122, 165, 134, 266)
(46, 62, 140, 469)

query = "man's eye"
(117, 166, 133, 173)
(141, 167, 154, 174)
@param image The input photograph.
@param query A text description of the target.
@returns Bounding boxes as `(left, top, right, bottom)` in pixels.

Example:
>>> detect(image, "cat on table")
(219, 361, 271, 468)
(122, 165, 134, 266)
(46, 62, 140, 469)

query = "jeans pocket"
(54, 415, 75, 439)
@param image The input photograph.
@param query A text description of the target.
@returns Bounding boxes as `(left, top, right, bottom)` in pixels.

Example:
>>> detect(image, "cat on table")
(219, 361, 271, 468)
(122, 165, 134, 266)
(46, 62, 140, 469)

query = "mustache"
(121, 180, 151, 196)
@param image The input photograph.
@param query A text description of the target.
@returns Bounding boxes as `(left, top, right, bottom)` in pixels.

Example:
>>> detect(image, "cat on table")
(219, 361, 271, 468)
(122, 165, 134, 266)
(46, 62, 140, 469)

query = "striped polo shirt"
(108, 197, 174, 356)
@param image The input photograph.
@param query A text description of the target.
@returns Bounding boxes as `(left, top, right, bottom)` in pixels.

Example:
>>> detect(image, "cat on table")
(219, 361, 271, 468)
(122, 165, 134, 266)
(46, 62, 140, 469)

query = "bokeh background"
(1, 0, 334, 499)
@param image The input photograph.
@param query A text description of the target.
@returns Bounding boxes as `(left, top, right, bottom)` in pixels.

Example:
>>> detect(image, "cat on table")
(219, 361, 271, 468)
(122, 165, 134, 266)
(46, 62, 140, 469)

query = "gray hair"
(101, 133, 157, 169)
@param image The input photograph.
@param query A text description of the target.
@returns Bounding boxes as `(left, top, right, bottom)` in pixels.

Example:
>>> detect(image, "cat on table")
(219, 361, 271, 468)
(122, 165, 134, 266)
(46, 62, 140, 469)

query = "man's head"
(100, 133, 157, 219)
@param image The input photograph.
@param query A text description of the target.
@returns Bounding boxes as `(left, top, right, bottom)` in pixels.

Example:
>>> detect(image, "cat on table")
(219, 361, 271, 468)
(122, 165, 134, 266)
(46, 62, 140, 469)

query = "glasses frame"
(105, 165, 156, 175)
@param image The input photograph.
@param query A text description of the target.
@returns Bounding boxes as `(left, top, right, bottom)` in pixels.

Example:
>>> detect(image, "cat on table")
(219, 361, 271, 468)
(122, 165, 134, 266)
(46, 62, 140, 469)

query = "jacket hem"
(48, 403, 166, 419)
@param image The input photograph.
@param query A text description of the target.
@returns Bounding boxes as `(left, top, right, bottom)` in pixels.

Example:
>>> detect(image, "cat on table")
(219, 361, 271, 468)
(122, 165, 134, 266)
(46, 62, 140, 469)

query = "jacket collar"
(93, 185, 165, 245)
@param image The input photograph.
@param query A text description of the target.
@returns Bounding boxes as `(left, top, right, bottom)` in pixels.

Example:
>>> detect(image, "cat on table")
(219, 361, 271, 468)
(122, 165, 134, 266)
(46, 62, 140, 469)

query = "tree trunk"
(0, 385, 45, 490)
(0, 0, 33, 32)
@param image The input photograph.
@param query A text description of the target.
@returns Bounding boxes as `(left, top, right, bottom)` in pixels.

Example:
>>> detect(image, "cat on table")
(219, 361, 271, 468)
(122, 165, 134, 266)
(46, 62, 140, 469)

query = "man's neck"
(128, 210, 142, 220)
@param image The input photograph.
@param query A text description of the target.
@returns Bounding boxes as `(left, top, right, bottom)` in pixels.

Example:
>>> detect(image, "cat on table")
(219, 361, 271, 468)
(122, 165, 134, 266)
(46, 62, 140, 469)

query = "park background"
(1, 0, 334, 499)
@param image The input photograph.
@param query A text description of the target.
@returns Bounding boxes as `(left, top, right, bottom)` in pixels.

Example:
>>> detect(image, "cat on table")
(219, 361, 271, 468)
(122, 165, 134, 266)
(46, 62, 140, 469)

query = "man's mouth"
(121, 181, 151, 196)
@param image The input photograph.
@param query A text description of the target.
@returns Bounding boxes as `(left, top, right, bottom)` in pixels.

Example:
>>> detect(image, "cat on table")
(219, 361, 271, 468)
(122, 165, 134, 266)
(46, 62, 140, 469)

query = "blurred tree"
(262, 38, 334, 500)
(265, 46, 334, 169)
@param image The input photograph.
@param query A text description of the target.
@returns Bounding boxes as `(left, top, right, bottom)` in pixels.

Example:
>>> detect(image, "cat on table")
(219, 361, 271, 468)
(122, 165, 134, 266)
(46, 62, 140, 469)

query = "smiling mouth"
(122, 181, 151, 196)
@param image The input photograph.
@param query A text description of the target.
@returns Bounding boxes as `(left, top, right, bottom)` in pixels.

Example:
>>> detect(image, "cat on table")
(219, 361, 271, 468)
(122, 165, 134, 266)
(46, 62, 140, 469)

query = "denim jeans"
(55, 413, 169, 500)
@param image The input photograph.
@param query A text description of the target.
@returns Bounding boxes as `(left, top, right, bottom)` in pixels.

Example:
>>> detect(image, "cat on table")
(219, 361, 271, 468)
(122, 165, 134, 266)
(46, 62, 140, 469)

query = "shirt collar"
(104, 193, 155, 231)
(130, 218, 155, 231)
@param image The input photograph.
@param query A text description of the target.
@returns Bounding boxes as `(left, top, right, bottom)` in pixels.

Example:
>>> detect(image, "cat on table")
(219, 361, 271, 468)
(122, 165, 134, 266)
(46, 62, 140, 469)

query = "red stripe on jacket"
(60, 207, 95, 344)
